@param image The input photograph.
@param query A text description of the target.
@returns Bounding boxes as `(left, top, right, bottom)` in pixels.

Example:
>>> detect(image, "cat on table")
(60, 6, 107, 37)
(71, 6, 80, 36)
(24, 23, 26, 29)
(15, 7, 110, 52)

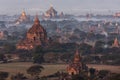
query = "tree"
(0, 71, 9, 80)
(44, 52, 59, 63)
(0, 54, 7, 62)
(94, 41, 105, 54)
(72, 74, 86, 80)
(11, 72, 27, 80)
(60, 53, 73, 62)
(27, 65, 44, 79)
(7, 55, 12, 59)
(35, 46, 44, 53)
(19, 52, 32, 62)
(89, 68, 96, 80)
(94, 41, 105, 48)
(89, 68, 96, 75)
(33, 53, 44, 64)
(98, 70, 109, 79)
(33, 46, 45, 64)
(79, 43, 92, 54)
(3, 43, 16, 53)
(109, 73, 120, 80)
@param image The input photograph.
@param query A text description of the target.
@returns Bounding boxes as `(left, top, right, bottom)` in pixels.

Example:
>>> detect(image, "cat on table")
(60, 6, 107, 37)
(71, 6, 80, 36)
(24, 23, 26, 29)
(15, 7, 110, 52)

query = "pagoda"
(67, 49, 82, 75)
(15, 10, 30, 24)
(112, 37, 119, 48)
(16, 15, 48, 50)
(44, 6, 57, 18)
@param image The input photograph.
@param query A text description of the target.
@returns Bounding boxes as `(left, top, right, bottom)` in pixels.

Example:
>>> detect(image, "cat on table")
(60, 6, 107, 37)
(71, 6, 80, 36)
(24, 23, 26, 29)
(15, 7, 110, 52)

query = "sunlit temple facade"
(16, 15, 48, 50)
(112, 37, 119, 48)
(67, 49, 82, 75)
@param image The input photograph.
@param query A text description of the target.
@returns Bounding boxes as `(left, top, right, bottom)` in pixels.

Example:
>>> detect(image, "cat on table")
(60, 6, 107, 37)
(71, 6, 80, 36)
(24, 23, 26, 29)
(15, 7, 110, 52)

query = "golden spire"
(22, 11, 25, 16)
(50, 4, 53, 8)
(34, 14, 40, 24)
(112, 37, 119, 47)
(21, 10, 27, 18)
(74, 49, 81, 63)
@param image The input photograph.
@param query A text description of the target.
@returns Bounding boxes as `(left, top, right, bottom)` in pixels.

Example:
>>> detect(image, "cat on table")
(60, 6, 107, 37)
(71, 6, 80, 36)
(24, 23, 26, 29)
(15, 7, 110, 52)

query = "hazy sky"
(0, 0, 120, 15)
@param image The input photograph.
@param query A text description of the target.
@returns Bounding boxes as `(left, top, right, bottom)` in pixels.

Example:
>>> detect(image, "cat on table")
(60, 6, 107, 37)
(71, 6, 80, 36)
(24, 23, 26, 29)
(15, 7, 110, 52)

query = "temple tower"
(16, 15, 48, 50)
(67, 49, 82, 75)
(112, 37, 119, 48)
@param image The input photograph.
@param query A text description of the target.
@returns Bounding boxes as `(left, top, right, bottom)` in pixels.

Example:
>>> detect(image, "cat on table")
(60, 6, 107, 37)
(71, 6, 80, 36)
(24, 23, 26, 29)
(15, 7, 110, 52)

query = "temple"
(16, 15, 48, 50)
(112, 37, 119, 48)
(44, 6, 57, 18)
(15, 10, 30, 24)
(67, 49, 82, 75)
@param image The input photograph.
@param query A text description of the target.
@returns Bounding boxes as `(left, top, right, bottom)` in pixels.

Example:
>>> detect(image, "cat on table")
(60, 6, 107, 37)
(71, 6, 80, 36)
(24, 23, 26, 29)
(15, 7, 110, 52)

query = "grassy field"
(0, 62, 119, 79)
(0, 62, 67, 76)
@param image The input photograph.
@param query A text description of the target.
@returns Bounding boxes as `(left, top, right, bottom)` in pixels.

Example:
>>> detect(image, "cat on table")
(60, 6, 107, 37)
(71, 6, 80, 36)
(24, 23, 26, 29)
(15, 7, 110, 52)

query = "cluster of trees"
(0, 71, 9, 80)
(70, 69, 120, 80)
(0, 65, 44, 80)
(32, 42, 120, 65)
(0, 40, 119, 65)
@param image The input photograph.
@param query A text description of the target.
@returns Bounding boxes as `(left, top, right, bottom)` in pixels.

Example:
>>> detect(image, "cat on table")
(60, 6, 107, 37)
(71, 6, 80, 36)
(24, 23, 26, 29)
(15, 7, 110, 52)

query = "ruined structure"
(16, 15, 48, 50)
(67, 49, 82, 75)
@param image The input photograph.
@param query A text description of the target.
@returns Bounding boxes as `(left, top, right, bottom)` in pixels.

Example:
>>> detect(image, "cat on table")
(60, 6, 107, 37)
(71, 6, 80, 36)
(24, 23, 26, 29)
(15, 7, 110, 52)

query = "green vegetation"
(27, 65, 44, 80)
(0, 71, 9, 80)
(11, 72, 27, 80)
(0, 41, 119, 65)
(72, 74, 86, 80)
(108, 73, 120, 80)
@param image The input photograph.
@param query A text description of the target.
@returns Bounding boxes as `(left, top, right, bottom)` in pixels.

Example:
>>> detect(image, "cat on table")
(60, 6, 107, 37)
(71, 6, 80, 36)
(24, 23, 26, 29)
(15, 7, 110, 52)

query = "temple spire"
(67, 49, 83, 75)
(34, 14, 40, 24)
(74, 49, 81, 63)
(112, 37, 119, 47)
(22, 10, 26, 16)
(20, 9, 27, 19)
(50, 4, 53, 8)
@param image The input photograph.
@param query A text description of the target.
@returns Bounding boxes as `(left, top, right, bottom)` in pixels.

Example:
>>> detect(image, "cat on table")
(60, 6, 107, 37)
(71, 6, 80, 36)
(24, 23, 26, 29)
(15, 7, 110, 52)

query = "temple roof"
(21, 10, 26, 17)
(46, 6, 57, 14)
(73, 49, 81, 63)
(34, 15, 40, 24)
(112, 37, 119, 47)
(15, 10, 30, 24)
(28, 15, 46, 33)
(19, 10, 27, 20)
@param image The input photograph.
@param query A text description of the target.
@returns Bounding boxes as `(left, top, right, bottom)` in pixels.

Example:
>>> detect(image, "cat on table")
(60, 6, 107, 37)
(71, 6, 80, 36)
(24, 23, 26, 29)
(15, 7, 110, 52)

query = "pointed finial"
(114, 37, 119, 44)
(74, 48, 80, 63)
(75, 48, 79, 55)
(22, 9, 26, 16)
(34, 14, 40, 24)
(112, 37, 119, 47)
(50, 4, 53, 8)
